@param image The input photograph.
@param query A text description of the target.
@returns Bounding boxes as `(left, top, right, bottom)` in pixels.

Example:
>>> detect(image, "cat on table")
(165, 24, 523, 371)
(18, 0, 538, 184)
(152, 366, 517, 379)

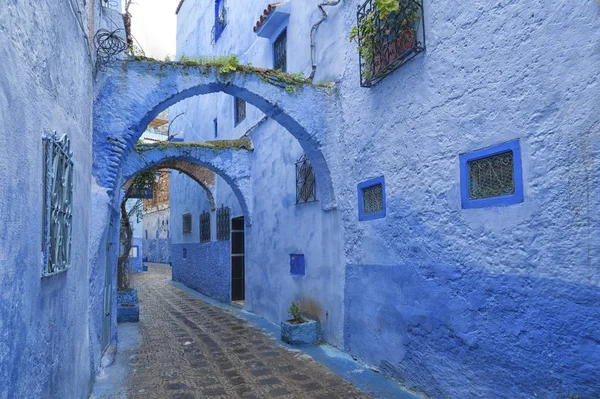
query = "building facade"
(168, 1, 600, 398)
(142, 170, 172, 264)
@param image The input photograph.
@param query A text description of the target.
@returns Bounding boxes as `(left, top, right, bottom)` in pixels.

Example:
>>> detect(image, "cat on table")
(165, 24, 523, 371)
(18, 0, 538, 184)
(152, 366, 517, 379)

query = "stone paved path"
(128, 265, 373, 399)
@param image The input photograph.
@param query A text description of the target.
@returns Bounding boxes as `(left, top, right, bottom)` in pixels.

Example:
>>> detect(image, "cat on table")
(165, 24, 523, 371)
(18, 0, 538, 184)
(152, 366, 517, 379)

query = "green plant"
(288, 301, 304, 324)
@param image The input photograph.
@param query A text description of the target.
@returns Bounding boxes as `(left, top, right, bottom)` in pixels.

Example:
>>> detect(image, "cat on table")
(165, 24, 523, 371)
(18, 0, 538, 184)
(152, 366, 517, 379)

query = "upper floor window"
(273, 29, 287, 72)
(295, 154, 317, 204)
(182, 213, 192, 234)
(234, 97, 246, 125)
(460, 140, 524, 209)
(213, 0, 227, 43)
(42, 133, 74, 277)
(213, 117, 218, 138)
(352, 0, 425, 87)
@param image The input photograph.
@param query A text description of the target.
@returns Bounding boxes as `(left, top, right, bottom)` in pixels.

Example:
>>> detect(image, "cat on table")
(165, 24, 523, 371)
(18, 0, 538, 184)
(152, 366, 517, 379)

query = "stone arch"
(94, 60, 336, 210)
(123, 159, 217, 211)
(120, 142, 253, 224)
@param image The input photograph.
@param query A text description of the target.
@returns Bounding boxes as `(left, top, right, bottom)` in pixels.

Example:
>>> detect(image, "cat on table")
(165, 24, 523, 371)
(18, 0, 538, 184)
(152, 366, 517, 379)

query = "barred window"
(295, 154, 316, 204)
(460, 140, 524, 209)
(216, 205, 231, 240)
(273, 29, 287, 72)
(42, 133, 74, 277)
(234, 97, 246, 125)
(467, 151, 514, 200)
(358, 176, 386, 221)
(182, 213, 192, 234)
(200, 211, 211, 243)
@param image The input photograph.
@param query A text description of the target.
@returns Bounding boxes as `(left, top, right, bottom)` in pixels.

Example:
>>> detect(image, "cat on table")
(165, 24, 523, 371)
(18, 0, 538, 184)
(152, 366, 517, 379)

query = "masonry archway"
(120, 140, 253, 224)
(94, 60, 337, 211)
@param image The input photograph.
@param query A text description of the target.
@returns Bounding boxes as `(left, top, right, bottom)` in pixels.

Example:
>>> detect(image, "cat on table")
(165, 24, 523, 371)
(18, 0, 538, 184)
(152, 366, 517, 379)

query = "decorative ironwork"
(235, 97, 246, 125)
(362, 183, 383, 214)
(468, 151, 515, 200)
(182, 213, 192, 234)
(212, 0, 227, 43)
(216, 205, 231, 241)
(356, 0, 425, 87)
(274, 29, 287, 72)
(200, 211, 211, 243)
(42, 133, 74, 277)
(296, 154, 317, 204)
(94, 29, 128, 66)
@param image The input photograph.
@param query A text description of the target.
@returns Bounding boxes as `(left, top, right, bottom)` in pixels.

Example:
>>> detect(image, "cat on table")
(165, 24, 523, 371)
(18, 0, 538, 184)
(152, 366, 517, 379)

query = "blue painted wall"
(0, 0, 109, 397)
(142, 238, 171, 264)
(142, 206, 171, 263)
(129, 237, 143, 273)
(169, 1, 600, 398)
(172, 241, 231, 303)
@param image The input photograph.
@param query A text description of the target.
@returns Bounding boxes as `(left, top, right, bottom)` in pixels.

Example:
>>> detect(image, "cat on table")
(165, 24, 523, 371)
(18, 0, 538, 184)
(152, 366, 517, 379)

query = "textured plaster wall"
(172, 242, 232, 303)
(333, 1, 600, 398)
(142, 207, 171, 263)
(172, 0, 346, 346)
(0, 1, 100, 397)
(130, 237, 143, 273)
(170, 1, 600, 398)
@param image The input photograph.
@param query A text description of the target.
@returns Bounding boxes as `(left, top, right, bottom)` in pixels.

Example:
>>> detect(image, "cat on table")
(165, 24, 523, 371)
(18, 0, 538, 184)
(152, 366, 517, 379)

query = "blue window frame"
(358, 176, 386, 221)
(213, 118, 218, 138)
(234, 96, 246, 126)
(213, 0, 227, 43)
(460, 139, 523, 209)
(290, 254, 305, 276)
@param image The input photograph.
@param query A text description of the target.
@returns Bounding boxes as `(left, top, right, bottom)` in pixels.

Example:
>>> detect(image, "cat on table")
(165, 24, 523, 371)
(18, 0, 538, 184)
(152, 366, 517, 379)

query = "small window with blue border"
(234, 96, 246, 126)
(213, 0, 227, 43)
(460, 139, 524, 209)
(358, 176, 386, 221)
(290, 254, 305, 276)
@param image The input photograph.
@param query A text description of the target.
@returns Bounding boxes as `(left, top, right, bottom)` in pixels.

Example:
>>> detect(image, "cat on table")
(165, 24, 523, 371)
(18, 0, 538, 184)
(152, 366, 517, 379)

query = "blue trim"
(358, 176, 386, 221)
(213, 117, 218, 138)
(214, 0, 226, 42)
(460, 139, 524, 209)
(290, 254, 305, 276)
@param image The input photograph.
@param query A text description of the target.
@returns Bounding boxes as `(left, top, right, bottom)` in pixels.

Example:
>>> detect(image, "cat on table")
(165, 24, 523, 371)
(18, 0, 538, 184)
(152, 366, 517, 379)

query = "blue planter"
(281, 319, 319, 346)
(117, 289, 139, 323)
(142, 264, 148, 272)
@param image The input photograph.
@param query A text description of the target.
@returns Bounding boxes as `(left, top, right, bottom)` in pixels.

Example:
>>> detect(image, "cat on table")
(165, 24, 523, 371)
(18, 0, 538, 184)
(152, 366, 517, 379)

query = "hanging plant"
(350, 0, 422, 83)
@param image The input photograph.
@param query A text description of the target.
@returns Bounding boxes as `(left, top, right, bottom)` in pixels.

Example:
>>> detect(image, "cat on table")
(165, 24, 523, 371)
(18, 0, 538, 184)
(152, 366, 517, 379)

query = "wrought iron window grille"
(234, 97, 246, 126)
(200, 211, 211, 243)
(42, 133, 74, 277)
(216, 205, 231, 241)
(212, 0, 228, 43)
(459, 139, 524, 209)
(358, 176, 386, 221)
(273, 29, 287, 72)
(295, 154, 317, 204)
(182, 213, 192, 234)
(355, 0, 425, 87)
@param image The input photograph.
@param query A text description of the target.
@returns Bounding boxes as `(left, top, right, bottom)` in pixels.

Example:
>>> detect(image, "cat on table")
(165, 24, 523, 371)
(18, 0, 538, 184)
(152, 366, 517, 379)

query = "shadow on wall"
(344, 197, 600, 399)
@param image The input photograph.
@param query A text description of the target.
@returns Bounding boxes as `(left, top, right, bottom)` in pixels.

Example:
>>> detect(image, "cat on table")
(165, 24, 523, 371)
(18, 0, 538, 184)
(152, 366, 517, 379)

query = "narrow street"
(124, 265, 373, 399)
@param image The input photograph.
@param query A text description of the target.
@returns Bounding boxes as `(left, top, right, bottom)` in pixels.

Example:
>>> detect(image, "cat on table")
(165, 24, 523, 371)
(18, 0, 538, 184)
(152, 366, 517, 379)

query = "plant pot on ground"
(281, 301, 319, 346)
(117, 288, 139, 323)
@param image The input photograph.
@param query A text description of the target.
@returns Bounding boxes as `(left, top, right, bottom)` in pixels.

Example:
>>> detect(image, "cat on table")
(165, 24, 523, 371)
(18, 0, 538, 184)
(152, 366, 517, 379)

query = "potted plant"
(281, 301, 319, 346)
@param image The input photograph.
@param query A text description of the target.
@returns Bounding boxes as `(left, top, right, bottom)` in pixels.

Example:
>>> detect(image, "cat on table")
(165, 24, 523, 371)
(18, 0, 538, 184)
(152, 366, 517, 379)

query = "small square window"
(182, 213, 192, 234)
(358, 176, 386, 221)
(234, 97, 246, 125)
(460, 139, 524, 209)
(273, 29, 287, 72)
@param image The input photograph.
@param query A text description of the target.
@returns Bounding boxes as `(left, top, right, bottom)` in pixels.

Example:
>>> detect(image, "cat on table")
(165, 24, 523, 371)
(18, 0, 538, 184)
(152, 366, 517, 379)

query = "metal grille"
(468, 151, 515, 200)
(274, 29, 287, 72)
(356, 0, 425, 87)
(362, 184, 383, 214)
(212, 0, 227, 43)
(235, 97, 246, 125)
(42, 133, 74, 277)
(296, 154, 317, 204)
(216, 205, 231, 240)
(182, 213, 192, 234)
(200, 211, 211, 243)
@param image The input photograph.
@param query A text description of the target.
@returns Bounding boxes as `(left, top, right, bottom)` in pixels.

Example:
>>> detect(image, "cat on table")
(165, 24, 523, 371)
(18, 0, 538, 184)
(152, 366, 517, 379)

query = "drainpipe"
(309, 0, 342, 81)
